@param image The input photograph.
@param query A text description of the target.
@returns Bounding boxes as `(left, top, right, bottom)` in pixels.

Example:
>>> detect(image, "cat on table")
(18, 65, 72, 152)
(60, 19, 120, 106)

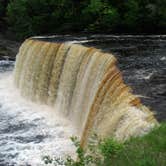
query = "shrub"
(42, 135, 124, 166)
(99, 138, 123, 159)
(42, 123, 166, 166)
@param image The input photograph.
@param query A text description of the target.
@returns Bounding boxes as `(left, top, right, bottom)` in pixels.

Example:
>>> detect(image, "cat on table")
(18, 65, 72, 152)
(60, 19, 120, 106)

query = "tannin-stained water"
(0, 36, 159, 164)
(14, 39, 157, 147)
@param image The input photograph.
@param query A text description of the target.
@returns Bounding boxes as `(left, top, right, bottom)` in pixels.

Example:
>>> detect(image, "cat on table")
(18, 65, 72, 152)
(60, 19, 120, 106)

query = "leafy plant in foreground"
(42, 135, 124, 166)
(42, 124, 166, 166)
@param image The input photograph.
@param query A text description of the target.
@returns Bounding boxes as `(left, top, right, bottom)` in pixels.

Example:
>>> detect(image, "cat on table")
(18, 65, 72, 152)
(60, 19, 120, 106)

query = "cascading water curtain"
(14, 39, 158, 147)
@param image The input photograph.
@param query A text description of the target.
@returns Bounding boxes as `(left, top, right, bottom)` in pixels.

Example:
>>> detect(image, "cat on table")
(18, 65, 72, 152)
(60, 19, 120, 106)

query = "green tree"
(123, 0, 139, 29)
(7, 0, 75, 39)
(156, 0, 166, 32)
(82, 0, 120, 32)
(5, 0, 166, 39)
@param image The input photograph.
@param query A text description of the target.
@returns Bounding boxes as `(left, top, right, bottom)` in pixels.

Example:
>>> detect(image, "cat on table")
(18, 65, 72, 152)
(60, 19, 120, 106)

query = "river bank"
(0, 34, 20, 61)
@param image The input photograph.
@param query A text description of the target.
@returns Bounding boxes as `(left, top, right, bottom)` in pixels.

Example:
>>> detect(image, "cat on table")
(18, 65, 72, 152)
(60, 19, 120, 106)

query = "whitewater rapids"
(0, 62, 76, 165)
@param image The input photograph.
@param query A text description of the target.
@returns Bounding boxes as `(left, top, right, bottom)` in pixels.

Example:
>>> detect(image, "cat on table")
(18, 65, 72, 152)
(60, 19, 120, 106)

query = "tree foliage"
(0, 0, 10, 30)
(0, 0, 165, 39)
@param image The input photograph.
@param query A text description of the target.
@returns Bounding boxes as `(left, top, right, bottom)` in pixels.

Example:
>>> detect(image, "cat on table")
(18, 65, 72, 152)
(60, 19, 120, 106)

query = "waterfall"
(14, 39, 157, 147)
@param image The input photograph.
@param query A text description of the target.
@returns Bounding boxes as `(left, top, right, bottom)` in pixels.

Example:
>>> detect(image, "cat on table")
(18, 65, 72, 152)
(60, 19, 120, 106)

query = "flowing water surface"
(0, 61, 76, 165)
(0, 35, 165, 165)
(37, 35, 166, 121)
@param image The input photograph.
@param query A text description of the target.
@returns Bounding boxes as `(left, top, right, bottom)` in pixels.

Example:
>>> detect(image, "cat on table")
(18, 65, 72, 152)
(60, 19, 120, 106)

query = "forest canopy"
(0, 0, 166, 39)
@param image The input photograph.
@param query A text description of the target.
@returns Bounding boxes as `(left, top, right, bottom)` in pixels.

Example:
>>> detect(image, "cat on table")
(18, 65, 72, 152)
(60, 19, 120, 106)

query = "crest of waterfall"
(14, 39, 157, 147)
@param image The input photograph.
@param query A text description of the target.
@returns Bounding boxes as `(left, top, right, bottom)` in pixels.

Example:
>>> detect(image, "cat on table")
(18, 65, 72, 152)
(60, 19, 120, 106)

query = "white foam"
(160, 56, 166, 61)
(0, 72, 76, 165)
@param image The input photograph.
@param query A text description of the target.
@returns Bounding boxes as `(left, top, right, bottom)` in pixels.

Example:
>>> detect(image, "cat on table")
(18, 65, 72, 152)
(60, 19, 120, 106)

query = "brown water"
(35, 34, 166, 121)
(0, 34, 164, 164)
(14, 38, 157, 147)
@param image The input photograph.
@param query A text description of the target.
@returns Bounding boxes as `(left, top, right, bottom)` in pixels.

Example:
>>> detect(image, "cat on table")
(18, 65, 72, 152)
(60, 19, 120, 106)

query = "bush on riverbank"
(43, 123, 166, 166)
(0, 0, 166, 39)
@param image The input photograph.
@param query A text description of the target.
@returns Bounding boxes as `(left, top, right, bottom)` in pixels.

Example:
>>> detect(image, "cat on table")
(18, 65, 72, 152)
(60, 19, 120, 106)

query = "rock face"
(0, 34, 20, 60)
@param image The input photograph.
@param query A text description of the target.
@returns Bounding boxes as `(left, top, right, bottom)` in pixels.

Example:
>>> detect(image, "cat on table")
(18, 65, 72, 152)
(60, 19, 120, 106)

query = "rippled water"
(0, 61, 76, 165)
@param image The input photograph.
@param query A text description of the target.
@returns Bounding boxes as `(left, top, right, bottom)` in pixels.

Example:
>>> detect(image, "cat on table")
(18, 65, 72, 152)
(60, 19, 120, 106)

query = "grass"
(110, 122, 166, 166)
(43, 122, 166, 166)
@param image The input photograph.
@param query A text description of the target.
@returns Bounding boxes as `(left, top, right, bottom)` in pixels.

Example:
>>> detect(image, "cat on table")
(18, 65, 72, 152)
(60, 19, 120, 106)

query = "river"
(0, 35, 165, 165)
